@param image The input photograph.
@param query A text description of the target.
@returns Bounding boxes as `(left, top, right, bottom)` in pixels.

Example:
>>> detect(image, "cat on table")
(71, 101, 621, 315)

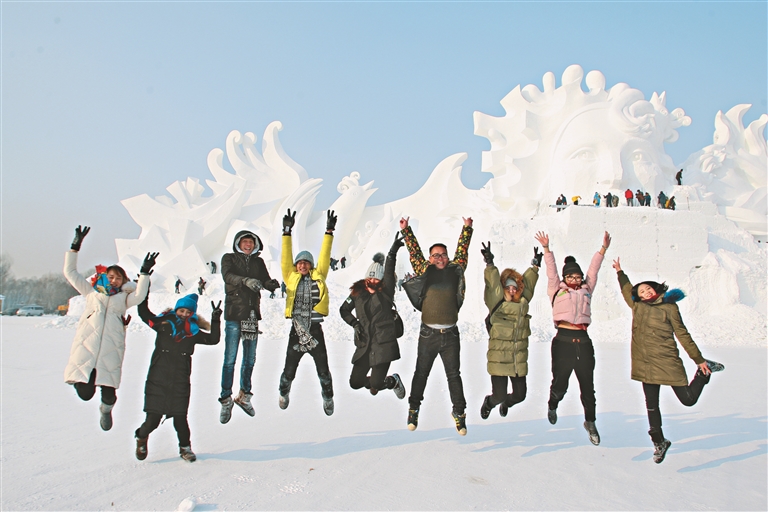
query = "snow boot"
(452, 411, 467, 436)
(480, 395, 493, 420)
(134, 429, 148, 461)
(407, 408, 420, 431)
(218, 396, 234, 424)
(650, 429, 672, 464)
(179, 445, 196, 463)
(583, 421, 600, 446)
(391, 374, 406, 400)
(99, 401, 115, 431)
(704, 359, 725, 373)
(323, 397, 334, 416)
(279, 391, 290, 410)
(233, 390, 255, 417)
(499, 402, 509, 417)
(547, 408, 558, 425)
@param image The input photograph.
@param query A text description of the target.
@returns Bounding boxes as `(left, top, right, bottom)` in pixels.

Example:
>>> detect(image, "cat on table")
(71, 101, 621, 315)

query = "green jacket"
(618, 271, 704, 386)
(484, 265, 539, 377)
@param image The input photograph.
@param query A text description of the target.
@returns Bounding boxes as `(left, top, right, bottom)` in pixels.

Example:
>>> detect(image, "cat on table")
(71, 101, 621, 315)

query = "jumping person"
(279, 209, 337, 416)
(400, 216, 473, 435)
(63, 225, 156, 431)
(534, 230, 611, 445)
(339, 236, 407, 400)
(479, 243, 540, 420)
(134, 293, 222, 463)
(611, 257, 724, 463)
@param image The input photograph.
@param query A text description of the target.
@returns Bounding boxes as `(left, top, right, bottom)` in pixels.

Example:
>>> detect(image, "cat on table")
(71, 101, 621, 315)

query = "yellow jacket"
(281, 233, 334, 318)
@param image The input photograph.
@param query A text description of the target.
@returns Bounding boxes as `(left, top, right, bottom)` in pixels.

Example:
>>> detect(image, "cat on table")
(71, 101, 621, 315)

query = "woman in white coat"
(63, 225, 157, 431)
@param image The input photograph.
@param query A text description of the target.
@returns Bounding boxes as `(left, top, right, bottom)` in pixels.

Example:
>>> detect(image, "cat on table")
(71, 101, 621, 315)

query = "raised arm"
(195, 301, 222, 346)
(613, 258, 634, 308)
(451, 217, 474, 270)
(125, 252, 156, 308)
(281, 209, 297, 282)
(400, 217, 428, 275)
(483, 264, 504, 310)
(535, 231, 561, 302)
(521, 266, 539, 302)
(137, 290, 158, 327)
(383, 233, 403, 299)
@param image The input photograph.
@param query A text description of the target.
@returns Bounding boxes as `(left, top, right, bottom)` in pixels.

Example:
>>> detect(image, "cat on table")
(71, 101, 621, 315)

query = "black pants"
(489, 375, 527, 408)
(136, 413, 191, 447)
(74, 369, 117, 405)
(409, 324, 466, 414)
(349, 352, 392, 391)
(279, 323, 334, 400)
(548, 329, 596, 422)
(642, 371, 710, 435)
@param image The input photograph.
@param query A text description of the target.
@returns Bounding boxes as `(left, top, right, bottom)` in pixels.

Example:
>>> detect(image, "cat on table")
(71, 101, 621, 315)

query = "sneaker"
(583, 421, 600, 446)
(547, 408, 557, 425)
(653, 439, 672, 464)
(179, 445, 196, 463)
(218, 396, 234, 424)
(233, 390, 255, 417)
(499, 403, 509, 417)
(705, 359, 725, 373)
(452, 412, 467, 436)
(323, 397, 334, 416)
(279, 392, 290, 410)
(407, 408, 420, 431)
(391, 374, 406, 400)
(480, 395, 493, 420)
(99, 402, 114, 431)
(135, 431, 148, 461)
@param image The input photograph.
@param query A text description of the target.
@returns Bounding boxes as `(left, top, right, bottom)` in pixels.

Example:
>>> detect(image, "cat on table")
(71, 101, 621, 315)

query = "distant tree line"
(0, 253, 79, 314)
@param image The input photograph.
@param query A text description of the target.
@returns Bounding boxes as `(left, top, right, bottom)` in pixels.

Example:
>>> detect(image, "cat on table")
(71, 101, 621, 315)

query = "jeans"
(220, 320, 258, 399)
(409, 324, 466, 414)
(279, 324, 334, 400)
(548, 329, 596, 422)
(642, 371, 710, 433)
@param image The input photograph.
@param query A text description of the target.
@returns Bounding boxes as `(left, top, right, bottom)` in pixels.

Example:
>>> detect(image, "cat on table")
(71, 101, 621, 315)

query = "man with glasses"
(400, 216, 473, 435)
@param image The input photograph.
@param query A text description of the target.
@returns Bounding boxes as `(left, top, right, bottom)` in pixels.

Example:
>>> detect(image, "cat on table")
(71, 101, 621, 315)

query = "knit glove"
(243, 278, 262, 292)
(283, 209, 296, 235)
(326, 210, 337, 232)
(480, 242, 494, 265)
(140, 252, 159, 274)
(532, 247, 543, 267)
(70, 225, 90, 251)
(210, 301, 223, 322)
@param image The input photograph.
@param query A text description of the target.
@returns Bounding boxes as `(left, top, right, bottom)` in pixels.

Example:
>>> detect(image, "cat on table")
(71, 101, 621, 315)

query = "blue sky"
(2, 1, 766, 277)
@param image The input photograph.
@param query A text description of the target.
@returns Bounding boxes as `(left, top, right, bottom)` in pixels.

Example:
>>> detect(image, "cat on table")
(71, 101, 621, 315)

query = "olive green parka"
(618, 271, 705, 386)
(484, 264, 539, 377)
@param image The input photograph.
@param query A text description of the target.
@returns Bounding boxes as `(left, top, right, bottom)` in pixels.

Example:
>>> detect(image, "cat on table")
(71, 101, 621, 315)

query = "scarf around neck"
(90, 265, 121, 296)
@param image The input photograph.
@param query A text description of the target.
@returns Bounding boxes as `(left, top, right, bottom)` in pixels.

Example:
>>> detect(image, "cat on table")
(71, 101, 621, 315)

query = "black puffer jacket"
(339, 249, 401, 367)
(138, 295, 220, 417)
(221, 230, 276, 321)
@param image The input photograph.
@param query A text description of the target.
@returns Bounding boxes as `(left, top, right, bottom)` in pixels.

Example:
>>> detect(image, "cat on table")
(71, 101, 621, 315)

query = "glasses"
(564, 274, 583, 282)
(430, 253, 448, 260)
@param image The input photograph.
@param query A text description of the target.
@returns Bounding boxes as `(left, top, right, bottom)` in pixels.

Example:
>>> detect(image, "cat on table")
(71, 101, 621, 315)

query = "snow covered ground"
(2, 276, 766, 510)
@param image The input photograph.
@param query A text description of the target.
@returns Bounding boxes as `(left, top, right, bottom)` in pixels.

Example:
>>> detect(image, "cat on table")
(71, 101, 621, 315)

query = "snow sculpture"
(681, 105, 768, 236)
(474, 65, 691, 213)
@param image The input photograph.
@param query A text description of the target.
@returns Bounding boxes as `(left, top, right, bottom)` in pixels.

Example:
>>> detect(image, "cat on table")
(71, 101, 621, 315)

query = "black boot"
(480, 395, 493, 420)
(649, 429, 671, 464)
(135, 429, 148, 461)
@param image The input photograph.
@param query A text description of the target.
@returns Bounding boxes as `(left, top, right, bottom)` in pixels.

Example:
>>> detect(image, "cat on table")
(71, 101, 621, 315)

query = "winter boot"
(704, 359, 725, 373)
(499, 402, 509, 417)
(323, 397, 334, 416)
(583, 421, 601, 446)
(279, 391, 290, 410)
(547, 408, 558, 425)
(452, 411, 467, 436)
(407, 409, 420, 431)
(99, 401, 115, 431)
(650, 429, 672, 464)
(369, 387, 379, 396)
(480, 395, 493, 420)
(134, 429, 148, 461)
(218, 396, 234, 424)
(391, 374, 406, 400)
(233, 390, 255, 417)
(179, 445, 196, 463)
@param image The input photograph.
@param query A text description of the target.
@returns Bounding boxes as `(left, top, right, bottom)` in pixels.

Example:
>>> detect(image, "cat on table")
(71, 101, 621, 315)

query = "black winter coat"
(138, 297, 220, 417)
(339, 249, 401, 367)
(221, 230, 276, 321)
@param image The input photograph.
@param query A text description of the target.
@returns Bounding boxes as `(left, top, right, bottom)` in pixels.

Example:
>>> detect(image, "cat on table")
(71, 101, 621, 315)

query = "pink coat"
(544, 250, 604, 326)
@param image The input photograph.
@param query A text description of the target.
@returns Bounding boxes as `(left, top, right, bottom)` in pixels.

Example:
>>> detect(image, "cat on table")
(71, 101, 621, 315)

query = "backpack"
(484, 299, 505, 334)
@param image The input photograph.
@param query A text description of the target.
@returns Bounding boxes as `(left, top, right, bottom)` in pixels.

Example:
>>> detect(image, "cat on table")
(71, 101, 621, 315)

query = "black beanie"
(562, 256, 583, 277)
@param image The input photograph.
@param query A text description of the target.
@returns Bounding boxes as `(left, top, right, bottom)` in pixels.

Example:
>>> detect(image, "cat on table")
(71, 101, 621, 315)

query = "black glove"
(283, 209, 296, 235)
(532, 247, 543, 267)
(140, 252, 159, 274)
(71, 225, 90, 251)
(211, 300, 223, 322)
(353, 322, 365, 347)
(243, 278, 262, 292)
(326, 210, 337, 232)
(264, 278, 280, 292)
(390, 232, 404, 254)
(480, 242, 494, 265)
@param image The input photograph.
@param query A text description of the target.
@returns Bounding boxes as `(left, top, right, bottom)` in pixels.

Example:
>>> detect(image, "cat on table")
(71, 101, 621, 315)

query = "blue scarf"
(151, 312, 200, 342)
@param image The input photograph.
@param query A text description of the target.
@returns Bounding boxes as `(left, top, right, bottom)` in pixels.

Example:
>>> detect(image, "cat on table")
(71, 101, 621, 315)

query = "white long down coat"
(63, 251, 149, 389)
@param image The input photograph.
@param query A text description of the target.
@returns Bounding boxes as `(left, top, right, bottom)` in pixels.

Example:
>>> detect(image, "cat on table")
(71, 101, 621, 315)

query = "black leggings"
(642, 371, 710, 433)
(489, 375, 527, 408)
(349, 356, 393, 391)
(74, 369, 116, 405)
(136, 413, 191, 447)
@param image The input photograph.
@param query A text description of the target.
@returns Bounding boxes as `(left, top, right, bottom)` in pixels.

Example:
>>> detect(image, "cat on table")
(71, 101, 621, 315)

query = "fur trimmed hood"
(500, 268, 524, 303)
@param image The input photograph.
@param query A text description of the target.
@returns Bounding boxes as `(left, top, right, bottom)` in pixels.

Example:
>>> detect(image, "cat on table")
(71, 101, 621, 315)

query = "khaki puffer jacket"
(618, 271, 704, 386)
(484, 265, 539, 377)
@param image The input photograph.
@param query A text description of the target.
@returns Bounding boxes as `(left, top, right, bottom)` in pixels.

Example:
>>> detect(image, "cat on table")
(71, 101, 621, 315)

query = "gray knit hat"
(294, 251, 314, 267)
(366, 253, 385, 280)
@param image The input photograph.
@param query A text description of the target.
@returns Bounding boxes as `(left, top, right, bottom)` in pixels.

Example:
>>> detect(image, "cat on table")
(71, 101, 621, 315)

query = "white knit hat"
(366, 253, 385, 280)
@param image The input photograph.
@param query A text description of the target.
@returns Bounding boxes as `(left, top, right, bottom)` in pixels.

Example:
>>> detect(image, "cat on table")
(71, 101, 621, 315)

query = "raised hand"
(480, 242, 494, 265)
(602, 231, 612, 251)
(71, 225, 91, 251)
(140, 252, 159, 274)
(283, 209, 297, 235)
(390, 232, 405, 253)
(243, 278, 262, 292)
(612, 257, 622, 272)
(463, 217, 473, 228)
(211, 300, 223, 322)
(532, 247, 543, 267)
(326, 210, 337, 232)
(534, 231, 550, 251)
(399, 217, 409, 230)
